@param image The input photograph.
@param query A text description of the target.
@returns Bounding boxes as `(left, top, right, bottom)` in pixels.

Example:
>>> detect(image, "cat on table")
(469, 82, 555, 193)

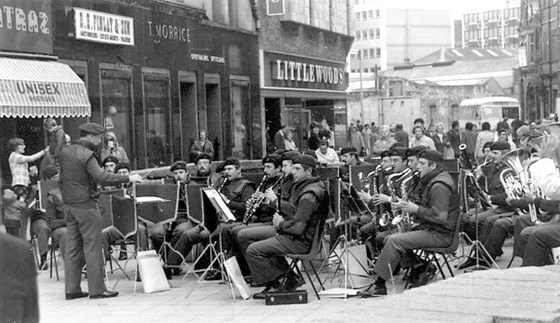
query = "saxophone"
(382, 168, 412, 227)
(391, 174, 414, 230)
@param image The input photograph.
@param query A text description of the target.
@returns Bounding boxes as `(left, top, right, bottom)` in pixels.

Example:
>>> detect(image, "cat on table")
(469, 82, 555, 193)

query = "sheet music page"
(136, 196, 167, 204)
(203, 188, 236, 222)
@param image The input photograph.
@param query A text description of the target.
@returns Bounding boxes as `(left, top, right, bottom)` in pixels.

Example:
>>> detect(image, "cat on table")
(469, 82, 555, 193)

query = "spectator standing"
(284, 129, 297, 151)
(308, 124, 321, 150)
(41, 118, 66, 169)
(394, 123, 409, 148)
(8, 138, 48, 201)
(432, 122, 448, 155)
(349, 125, 365, 154)
(475, 122, 494, 161)
(361, 124, 373, 155)
(410, 126, 436, 150)
(461, 122, 477, 159)
(371, 125, 397, 156)
(100, 132, 129, 164)
(447, 120, 461, 158)
(273, 125, 286, 151)
(190, 130, 215, 162)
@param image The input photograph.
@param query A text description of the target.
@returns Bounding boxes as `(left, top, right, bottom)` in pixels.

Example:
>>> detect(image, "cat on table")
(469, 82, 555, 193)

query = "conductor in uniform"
(58, 122, 142, 300)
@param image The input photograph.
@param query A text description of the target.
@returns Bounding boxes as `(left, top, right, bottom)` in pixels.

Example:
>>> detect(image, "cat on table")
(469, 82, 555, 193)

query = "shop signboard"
(263, 51, 347, 92)
(0, 0, 53, 54)
(74, 8, 134, 46)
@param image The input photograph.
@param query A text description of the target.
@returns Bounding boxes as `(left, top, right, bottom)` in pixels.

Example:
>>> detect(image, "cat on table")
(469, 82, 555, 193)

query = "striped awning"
(0, 57, 90, 118)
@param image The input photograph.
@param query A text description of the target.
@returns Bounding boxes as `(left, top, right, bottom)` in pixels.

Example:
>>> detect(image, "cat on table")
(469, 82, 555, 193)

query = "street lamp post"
(359, 50, 364, 122)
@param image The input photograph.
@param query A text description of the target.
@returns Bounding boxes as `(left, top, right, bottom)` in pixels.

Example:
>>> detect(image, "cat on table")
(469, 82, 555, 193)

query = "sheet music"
(202, 188, 236, 222)
(136, 196, 168, 204)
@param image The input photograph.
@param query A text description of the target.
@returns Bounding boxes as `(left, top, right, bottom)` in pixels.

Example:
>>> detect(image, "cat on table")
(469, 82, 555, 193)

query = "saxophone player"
(358, 149, 460, 297)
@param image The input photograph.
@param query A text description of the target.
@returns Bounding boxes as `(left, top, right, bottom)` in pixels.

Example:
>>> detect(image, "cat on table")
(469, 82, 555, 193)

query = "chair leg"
(430, 253, 446, 280)
(507, 256, 515, 268)
(441, 254, 454, 278)
(301, 261, 321, 300)
(308, 260, 325, 292)
(53, 247, 59, 281)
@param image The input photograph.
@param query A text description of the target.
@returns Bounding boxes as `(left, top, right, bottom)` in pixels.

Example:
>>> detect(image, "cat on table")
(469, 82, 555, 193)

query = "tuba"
(499, 148, 538, 221)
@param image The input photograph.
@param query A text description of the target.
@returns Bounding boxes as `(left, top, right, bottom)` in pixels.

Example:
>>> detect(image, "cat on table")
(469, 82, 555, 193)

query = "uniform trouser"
(65, 200, 106, 295)
(246, 235, 311, 285)
(513, 214, 534, 258)
(232, 223, 274, 276)
(464, 208, 513, 242)
(482, 217, 513, 260)
(150, 220, 193, 252)
(32, 219, 50, 256)
(373, 230, 452, 281)
(51, 227, 67, 261)
(522, 223, 560, 266)
(102, 222, 148, 260)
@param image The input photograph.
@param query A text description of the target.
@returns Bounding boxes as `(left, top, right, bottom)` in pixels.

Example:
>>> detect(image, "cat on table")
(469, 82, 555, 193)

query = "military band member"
(359, 149, 459, 297)
(59, 122, 142, 300)
(190, 153, 213, 185)
(247, 155, 328, 299)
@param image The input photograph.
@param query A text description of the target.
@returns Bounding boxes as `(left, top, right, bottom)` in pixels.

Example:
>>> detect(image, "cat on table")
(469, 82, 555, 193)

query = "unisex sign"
(74, 8, 134, 46)
(263, 51, 347, 91)
(0, 0, 52, 54)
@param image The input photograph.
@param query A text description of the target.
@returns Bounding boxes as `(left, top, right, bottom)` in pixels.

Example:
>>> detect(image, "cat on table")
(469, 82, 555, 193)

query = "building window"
(362, 11, 367, 20)
(356, 12, 361, 22)
(230, 80, 252, 159)
(369, 29, 374, 39)
(362, 49, 368, 59)
(101, 69, 133, 167)
(143, 72, 171, 167)
(376, 48, 381, 57)
(369, 48, 375, 58)
(368, 10, 374, 20)
(355, 30, 361, 40)
(375, 28, 380, 38)
(350, 53, 356, 60)
(361, 30, 367, 39)
(375, 9, 380, 18)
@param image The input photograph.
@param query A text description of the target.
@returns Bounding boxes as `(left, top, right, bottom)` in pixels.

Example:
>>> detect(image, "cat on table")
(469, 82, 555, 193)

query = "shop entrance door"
(205, 82, 222, 160)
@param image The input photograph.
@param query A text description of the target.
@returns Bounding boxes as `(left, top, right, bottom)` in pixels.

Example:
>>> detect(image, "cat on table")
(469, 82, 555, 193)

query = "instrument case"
(265, 290, 308, 305)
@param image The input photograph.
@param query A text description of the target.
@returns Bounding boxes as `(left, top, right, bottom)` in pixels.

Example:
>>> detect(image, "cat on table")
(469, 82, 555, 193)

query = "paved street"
(35, 240, 560, 323)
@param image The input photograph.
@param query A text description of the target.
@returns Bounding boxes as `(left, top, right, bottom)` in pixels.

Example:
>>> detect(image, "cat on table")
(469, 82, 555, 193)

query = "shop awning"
(0, 57, 90, 118)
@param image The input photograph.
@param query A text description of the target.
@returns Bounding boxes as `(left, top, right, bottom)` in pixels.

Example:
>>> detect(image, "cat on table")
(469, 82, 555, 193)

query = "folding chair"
(99, 189, 126, 277)
(420, 213, 463, 280)
(110, 195, 138, 290)
(281, 217, 327, 300)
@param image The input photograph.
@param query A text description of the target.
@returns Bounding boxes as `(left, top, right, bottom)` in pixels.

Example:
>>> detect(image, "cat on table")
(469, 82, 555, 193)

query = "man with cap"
(359, 149, 460, 297)
(190, 153, 213, 185)
(231, 151, 298, 278)
(458, 140, 515, 269)
(315, 139, 340, 166)
(165, 157, 255, 278)
(58, 122, 142, 300)
(247, 154, 328, 299)
(151, 160, 198, 266)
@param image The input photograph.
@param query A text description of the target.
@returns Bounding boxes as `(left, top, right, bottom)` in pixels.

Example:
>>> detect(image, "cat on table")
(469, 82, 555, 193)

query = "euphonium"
(500, 148, 538, 221)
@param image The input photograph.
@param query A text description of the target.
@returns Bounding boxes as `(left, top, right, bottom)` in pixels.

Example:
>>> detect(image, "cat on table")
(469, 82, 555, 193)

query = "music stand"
(318, 178, 370, 298)
(109, 195, 138, 290)
(135, 183, 179, 269)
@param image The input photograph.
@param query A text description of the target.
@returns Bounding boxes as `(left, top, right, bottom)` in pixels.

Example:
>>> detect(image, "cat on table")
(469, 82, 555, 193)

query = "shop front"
(52, 0, 260, 169)
(0, 0, 91, 183)
(261, 50, 348, 150)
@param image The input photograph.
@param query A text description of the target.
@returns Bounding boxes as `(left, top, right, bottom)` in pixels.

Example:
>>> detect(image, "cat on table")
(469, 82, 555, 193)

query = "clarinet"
(242, 174, 284, 225)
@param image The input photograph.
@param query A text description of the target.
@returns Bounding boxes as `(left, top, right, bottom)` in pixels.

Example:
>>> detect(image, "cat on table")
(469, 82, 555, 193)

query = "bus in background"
(458, 96, 520, 130)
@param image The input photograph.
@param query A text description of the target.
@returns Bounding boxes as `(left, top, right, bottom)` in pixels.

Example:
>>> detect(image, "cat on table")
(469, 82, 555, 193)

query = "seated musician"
(246, 155, 329, 299)
(101, 163, 148, 261)
(359, 149, 460, 297)
(340, 146, 371, 181)
(358, 147, 411, 249)
(516, 136, 560, 266)
(230, 152, 298, 277)
(42, 166, 67, 262)
(461, 141, 514, 246)
(102, 156, 119, 174)
(165, 157, 255, 277)
(150, 161, 197, 262)
(190, 153, 213, 185)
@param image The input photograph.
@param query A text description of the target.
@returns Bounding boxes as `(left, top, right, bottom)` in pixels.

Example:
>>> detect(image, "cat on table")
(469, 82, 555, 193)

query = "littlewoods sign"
(274, 59, 345, 85)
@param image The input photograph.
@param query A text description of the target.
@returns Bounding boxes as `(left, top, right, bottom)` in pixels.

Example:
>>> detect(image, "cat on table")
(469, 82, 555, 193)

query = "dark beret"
(380, 150, 391, 158)
(319, 139, 329, 146)
(419, 149, 443, 163)
(194, 153, 212, 164)
(490, 141, 510, 151)
(223, 157, 241, 168)
(389, 147, 407, 158)
(389, 142, 405, 150)
(170, 161, 188, 172)
(42, 165, 59, 180)
(340, 147, 358, 156)
(281, 150, 300, 161)
(79, 122, 105, 135)
(482, 141, 493, 150)
(303, 150, 317, 159)
(406, 146, 426, 158)
(102, 156, 119, 165)
(215, 162, 226, 173)
(293, 154, 317, 168)
(114, 162, 131, 173)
